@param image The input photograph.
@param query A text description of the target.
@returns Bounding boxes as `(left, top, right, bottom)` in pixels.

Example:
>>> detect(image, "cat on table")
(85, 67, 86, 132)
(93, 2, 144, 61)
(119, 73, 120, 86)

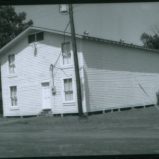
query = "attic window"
(37, 32, 44, 41)
(28, 34, 35, 43)
(28, 32, 44, 43)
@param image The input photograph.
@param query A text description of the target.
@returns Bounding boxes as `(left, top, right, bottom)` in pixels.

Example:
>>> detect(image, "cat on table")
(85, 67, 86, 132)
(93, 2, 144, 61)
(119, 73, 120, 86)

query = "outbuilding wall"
(82, 39, 159, 112)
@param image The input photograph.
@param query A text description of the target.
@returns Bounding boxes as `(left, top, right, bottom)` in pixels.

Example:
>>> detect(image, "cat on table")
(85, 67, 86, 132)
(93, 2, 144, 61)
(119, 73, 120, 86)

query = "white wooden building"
(0, 26, 159, 117)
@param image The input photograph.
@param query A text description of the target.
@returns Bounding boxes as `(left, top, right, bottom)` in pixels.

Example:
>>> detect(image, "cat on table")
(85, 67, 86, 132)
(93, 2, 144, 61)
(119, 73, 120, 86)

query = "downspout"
(50, 64, 56, 95)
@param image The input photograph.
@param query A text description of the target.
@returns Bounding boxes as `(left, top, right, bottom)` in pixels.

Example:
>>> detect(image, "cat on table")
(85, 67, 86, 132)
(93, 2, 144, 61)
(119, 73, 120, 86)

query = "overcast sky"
(15, 2, 159, 46)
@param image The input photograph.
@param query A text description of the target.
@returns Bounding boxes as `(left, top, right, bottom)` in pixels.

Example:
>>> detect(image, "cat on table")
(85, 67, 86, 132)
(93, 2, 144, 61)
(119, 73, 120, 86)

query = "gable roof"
(0, 26, 78, 55)
(0, 26, 159, 55)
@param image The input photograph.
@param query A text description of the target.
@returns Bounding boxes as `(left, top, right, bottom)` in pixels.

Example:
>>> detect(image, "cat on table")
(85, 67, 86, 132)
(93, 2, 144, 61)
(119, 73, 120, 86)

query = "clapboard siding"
(0, 32, 84, 116)
(82, 40, 159, 112)
(3, 28, 159, 116)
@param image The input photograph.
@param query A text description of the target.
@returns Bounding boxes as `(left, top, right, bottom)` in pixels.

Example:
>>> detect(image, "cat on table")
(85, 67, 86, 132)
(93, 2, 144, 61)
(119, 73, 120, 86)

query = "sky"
(15, 2, 159, 46)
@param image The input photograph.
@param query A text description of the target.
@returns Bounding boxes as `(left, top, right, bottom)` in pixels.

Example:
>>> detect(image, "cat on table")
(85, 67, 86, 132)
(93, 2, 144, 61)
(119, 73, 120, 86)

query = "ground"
(0, 106, 159, 157)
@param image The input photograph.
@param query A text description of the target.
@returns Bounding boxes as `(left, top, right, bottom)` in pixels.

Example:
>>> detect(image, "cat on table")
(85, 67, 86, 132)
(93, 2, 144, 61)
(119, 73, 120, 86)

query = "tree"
(140, 32, 159, 50)
(0, 6, 33, 48)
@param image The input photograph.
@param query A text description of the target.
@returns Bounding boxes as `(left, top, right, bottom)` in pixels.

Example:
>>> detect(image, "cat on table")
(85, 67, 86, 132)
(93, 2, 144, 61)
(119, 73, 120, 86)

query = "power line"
(54, 51, 62, 67)
(63, 21, 70, 43)
(54, 21, 70, 68)
(54, 66, 70, 77)
(49, 20, 71, 88)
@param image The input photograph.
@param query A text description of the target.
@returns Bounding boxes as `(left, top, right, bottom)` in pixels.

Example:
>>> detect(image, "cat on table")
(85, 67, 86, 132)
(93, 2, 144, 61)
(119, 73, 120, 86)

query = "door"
(41, 82, 51, 109)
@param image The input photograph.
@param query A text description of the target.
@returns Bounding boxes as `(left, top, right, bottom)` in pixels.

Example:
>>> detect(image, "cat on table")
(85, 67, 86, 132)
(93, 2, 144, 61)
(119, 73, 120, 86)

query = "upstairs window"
(28, 32, 44, 43)
(62, 42, 71, 65)
(8, 54, 15, 74)
(59, 4, 69, 14)
(10, 86, 17, 106)
(64, 78, 73, 101)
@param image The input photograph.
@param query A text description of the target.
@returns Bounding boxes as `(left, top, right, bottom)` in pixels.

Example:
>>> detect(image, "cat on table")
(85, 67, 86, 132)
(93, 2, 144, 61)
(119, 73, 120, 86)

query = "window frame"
(59, 4, 69, 14)
(61, 42, 73, 66)
(10, 86, 18, 109)
(62, 77, 75, 103)
(8, 54, 16, 74)
(28, 32, 44, 43)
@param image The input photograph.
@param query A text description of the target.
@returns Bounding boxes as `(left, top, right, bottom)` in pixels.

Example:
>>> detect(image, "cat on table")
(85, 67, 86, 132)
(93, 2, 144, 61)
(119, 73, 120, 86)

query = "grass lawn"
(0, 106, 159, 157)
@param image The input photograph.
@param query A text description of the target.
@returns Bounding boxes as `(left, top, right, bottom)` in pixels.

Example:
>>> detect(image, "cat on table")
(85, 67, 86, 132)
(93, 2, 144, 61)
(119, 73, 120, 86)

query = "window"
(28, 32, 44, 43)
(64, 78, 73, 101)
(28, 34, 35, 43)
(62, 42, 71, 65)
(10, 86, 17, 106)
(36, 32, 44, 41)
(59, 4, 68, 14)
(8, 54, 15, 73)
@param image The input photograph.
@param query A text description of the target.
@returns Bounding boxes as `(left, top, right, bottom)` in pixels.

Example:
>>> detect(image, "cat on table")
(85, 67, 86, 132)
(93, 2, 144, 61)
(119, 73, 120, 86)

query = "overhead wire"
(54, 51, 62, 67)
(28, 16, 71, 90)
(54, 66, 70, 77)
(54, 20, 70, 69)
(50, 20, 71, 87)
(63, 20, 70, 43)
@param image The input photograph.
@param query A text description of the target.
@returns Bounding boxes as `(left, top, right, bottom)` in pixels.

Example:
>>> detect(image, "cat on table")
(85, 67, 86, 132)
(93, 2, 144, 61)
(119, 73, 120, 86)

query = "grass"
(0, 106, 159, 157)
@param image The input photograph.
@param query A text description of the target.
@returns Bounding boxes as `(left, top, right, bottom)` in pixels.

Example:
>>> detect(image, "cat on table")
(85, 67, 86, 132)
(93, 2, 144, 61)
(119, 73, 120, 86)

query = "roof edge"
(82, 35, 159, 53)
(0, 26, 159, 55)
(0, 27, 30, 55)
(0, 26, 83, 55)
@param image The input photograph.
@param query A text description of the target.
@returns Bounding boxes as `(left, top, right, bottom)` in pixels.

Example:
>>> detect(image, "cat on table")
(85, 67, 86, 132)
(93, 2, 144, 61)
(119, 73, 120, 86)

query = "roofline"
(82, 35, 159, 53)
(30, 26, 82, 38)
(0, 27, 30, 55)
(0, 26, 82, 55)
(0, 26, 159, 55)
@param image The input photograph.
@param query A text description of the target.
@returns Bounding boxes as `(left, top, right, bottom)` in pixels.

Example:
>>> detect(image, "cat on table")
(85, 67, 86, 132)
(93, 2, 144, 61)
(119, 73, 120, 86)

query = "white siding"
(4, 29, 158, 116)
(0, 32, 84, 116)
(82, 40, 159, 112)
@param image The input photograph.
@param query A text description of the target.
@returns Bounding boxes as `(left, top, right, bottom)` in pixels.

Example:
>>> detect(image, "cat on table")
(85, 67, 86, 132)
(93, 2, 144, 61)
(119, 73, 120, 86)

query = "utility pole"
(68, 4, 83, 116)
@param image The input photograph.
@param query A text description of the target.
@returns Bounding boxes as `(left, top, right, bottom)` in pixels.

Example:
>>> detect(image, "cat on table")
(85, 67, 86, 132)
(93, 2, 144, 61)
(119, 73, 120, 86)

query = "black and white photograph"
(0, 1, 159, 158)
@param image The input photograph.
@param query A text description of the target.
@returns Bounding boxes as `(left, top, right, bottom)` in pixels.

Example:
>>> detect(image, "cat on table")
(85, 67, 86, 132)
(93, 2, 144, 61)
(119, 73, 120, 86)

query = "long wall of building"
(82, 39, 159, 112)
